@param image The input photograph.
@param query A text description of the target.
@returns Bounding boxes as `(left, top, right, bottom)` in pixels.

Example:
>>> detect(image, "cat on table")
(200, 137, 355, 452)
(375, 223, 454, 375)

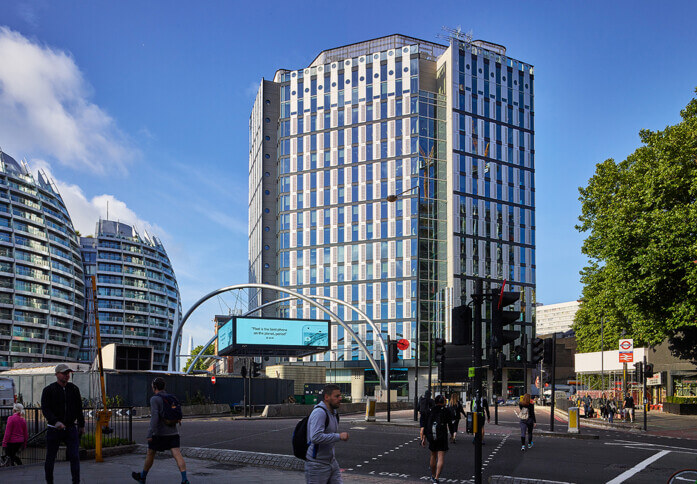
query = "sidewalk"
(0, 453, 410, 484)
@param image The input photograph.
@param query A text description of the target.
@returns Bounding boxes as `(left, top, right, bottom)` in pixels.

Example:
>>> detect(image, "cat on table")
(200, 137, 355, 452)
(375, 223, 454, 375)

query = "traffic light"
(434, 338, 446, 363)
(543, 338, 554, 365)
(240, 365, 247, 378)
(251, 361, 262, 378)
(531, 337, 544, 364)
(451, 305, 472, 345)
(634, 362, 643, 382)
(490, 289, 521, 350)
(388, 340, 399, 364)
(644, 363, 654, 379)
(512, 344, 526, 363)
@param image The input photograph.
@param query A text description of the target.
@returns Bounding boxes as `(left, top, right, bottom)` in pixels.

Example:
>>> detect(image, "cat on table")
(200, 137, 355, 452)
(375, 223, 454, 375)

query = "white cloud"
(0, 27, 135, 174)
(30, 159, 165, 239)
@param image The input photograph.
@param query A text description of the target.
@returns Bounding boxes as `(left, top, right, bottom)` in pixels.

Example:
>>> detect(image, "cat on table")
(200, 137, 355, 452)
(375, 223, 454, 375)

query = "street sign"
(211, 376, 216, 384)
(619, 339, 634, 363)
(468, 367, 475, 377)
(396, 338, 410, 351)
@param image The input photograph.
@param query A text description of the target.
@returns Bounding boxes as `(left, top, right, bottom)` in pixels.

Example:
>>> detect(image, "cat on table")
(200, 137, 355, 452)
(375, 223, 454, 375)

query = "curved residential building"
(79, 220, 181, 371)
(0, 150, 86, 368)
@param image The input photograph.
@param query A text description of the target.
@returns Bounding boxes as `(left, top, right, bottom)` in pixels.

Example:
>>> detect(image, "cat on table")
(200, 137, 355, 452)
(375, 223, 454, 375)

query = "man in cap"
(41, 363, 85, 484)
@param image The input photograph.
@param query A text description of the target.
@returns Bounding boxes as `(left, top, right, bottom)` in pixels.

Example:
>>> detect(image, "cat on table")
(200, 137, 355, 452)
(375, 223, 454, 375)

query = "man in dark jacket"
(41, 363, 85, 484)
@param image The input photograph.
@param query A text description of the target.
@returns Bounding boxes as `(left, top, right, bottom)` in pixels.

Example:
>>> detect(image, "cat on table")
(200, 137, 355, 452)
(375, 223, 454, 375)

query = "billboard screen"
(218, 318, 234, 354)
(217, 316, 331, 357)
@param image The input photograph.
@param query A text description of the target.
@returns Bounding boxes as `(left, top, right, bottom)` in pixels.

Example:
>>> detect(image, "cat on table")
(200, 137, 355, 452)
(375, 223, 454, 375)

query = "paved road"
(132, 407, 697, 483)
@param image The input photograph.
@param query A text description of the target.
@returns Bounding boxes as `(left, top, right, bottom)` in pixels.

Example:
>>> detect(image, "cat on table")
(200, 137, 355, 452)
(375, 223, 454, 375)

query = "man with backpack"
(132, 377, 189, 484)
(303, 384, 349, 483)
(420, 395, 454, 484)
(418, 389, 435, 439)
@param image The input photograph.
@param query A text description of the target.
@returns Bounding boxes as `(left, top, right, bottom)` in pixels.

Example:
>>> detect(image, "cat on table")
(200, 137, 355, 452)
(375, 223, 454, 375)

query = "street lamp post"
(387, 184, 420, 421)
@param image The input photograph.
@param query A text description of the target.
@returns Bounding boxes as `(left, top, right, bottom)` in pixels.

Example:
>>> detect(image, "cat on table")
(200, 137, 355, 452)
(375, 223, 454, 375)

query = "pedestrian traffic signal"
(531, 337, 544, 364)
(434, 338, 446, 363)
(634, 362, 643, 382)
(388, 340, 399, 364)
(543, 337, 554, 365)
(451, 305, 472, 345)
(644, 363, 654, 379)
(512, 344, 526, 363)
(251, 361, 262, 378)
(490, 289, 521, 350)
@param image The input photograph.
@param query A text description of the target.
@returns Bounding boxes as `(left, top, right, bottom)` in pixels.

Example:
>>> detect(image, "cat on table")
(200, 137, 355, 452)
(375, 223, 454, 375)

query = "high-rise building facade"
(536, 301, 579, 336)
(79, 220, 181, 371)
(0, 150, 86, 368)
(249, 34, 535, 397)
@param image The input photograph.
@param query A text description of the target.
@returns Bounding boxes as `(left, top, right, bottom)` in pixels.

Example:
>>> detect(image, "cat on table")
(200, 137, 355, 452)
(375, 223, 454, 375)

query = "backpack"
(158, 393, 183, 426)
(419, 397, 433, 416)
(519, 405, 529, 421)
(425, 407, 449, 442)
(292, 405, 339, 460)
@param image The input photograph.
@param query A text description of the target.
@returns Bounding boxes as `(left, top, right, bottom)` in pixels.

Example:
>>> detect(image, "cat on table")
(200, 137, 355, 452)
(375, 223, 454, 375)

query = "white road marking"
(605, 450, 670, 484)
(350, 426, 367, 430)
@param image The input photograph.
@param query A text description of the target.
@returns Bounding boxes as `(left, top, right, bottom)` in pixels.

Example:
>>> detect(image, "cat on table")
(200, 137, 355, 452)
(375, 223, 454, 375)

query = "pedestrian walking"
(623, 392, 635, 423)
(607, 397, 617, 423)
(471, 391, 490, 445)
(2, 403, 28, 466)
(132, 377, 188, 484)
(515, 393, 536, 451)
(421, 395, 454, 484)
(447, 394, 465, 443)
(41, 363, 85, 484)
(418, 389, 435, 430)
(304, 384, 349, 484)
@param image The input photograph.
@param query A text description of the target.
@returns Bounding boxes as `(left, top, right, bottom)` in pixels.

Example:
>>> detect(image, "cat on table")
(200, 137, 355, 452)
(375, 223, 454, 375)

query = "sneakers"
(528, 442, 534, 449)
(521, 445, 526, 451)
(182, 481, 190, 484)
(131, 472, 145, 483)
(430, 477, 439, 483)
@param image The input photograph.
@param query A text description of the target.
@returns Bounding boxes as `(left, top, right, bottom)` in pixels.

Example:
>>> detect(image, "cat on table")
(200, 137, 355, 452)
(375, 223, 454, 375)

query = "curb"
(534, 430, 598, 440)
(552, 408, 642, 433)
(134, 444, 304, 471)
(489, 476, 574, 484)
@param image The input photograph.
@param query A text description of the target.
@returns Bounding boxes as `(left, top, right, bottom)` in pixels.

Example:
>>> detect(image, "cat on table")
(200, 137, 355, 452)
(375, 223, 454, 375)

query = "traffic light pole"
(472, 279, 483, 484)
(387, 336, 391, 423)
(643, 356, 647, 432)
(549, 333, 557, 432)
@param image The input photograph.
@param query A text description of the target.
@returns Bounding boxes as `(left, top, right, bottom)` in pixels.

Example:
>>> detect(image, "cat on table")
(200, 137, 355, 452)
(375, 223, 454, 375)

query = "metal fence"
(0, 406, 133, 466)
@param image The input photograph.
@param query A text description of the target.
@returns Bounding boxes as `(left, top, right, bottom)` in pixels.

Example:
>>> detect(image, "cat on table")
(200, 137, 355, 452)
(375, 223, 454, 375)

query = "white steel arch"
(169, 283, 387, 388)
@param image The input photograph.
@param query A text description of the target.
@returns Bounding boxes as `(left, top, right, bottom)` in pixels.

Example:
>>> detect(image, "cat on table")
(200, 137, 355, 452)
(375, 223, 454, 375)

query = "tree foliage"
(574, 90, 697, 361)
(184, 344, 216, 372)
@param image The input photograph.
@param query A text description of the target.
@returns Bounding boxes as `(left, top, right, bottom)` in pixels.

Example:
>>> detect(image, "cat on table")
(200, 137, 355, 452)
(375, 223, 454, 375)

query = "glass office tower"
(249, 34, 535, 398)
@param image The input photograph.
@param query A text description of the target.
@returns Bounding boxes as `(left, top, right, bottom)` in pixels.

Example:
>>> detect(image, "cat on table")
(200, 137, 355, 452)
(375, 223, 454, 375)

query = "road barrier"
(568, 406, 580, 433)
(365, 398, 376, 422)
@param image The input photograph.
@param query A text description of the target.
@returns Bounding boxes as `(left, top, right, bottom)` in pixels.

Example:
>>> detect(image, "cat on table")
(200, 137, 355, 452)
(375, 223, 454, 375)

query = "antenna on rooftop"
(437, 25, 474, 48)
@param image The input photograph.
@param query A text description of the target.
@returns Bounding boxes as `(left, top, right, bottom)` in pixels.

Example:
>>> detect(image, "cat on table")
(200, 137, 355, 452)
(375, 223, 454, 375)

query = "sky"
(0, 0, 696, 351)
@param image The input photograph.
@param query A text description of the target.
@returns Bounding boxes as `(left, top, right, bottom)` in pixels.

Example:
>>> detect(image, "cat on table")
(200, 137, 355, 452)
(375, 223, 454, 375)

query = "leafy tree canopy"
(574, 90, 697, 361)
(184, 344, 216, 372)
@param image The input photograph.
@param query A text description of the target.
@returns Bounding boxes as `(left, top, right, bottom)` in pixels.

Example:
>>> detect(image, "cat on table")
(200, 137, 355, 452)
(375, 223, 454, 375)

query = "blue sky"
(0, 0, 696, 350)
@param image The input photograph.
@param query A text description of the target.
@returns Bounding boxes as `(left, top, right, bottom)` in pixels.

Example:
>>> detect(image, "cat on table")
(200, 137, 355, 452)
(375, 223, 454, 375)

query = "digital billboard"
(217, 318, 234, 354)
(217, 316, 331, 357)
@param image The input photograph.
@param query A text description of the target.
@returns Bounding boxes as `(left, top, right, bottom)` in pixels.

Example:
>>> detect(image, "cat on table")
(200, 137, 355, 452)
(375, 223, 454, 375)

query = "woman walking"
(2, 403, 28, 466)
(448, 394, 466, 443)
(515, 394, 536, 451)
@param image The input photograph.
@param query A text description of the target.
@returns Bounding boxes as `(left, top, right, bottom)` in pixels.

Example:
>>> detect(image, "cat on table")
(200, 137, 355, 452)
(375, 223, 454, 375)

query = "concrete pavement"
(0, 452, 412, 484)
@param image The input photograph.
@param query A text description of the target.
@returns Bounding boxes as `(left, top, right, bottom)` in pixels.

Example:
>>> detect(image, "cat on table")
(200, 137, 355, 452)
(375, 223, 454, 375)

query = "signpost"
(619, 339, 634, 363)
(211, 376, 216, 385)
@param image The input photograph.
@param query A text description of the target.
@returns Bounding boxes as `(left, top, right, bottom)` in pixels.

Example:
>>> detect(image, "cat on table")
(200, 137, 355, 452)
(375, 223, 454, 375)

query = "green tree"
(184, 344, 216, 372)
(574, 90, 697, 361)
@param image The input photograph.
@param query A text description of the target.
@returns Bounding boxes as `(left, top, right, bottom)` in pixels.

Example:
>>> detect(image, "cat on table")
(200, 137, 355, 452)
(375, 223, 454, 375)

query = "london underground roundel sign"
(396, 339, 410, 351)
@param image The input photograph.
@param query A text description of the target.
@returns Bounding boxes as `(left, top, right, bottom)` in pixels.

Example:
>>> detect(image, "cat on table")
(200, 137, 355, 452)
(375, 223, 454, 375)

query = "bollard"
(365, 398, 376, 422)
(568, 406, 580, 434)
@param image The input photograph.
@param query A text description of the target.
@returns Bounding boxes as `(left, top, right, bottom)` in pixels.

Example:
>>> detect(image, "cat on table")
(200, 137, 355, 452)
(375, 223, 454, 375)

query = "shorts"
(428, 437, 448, 452)
(148, 434, 180, 452)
